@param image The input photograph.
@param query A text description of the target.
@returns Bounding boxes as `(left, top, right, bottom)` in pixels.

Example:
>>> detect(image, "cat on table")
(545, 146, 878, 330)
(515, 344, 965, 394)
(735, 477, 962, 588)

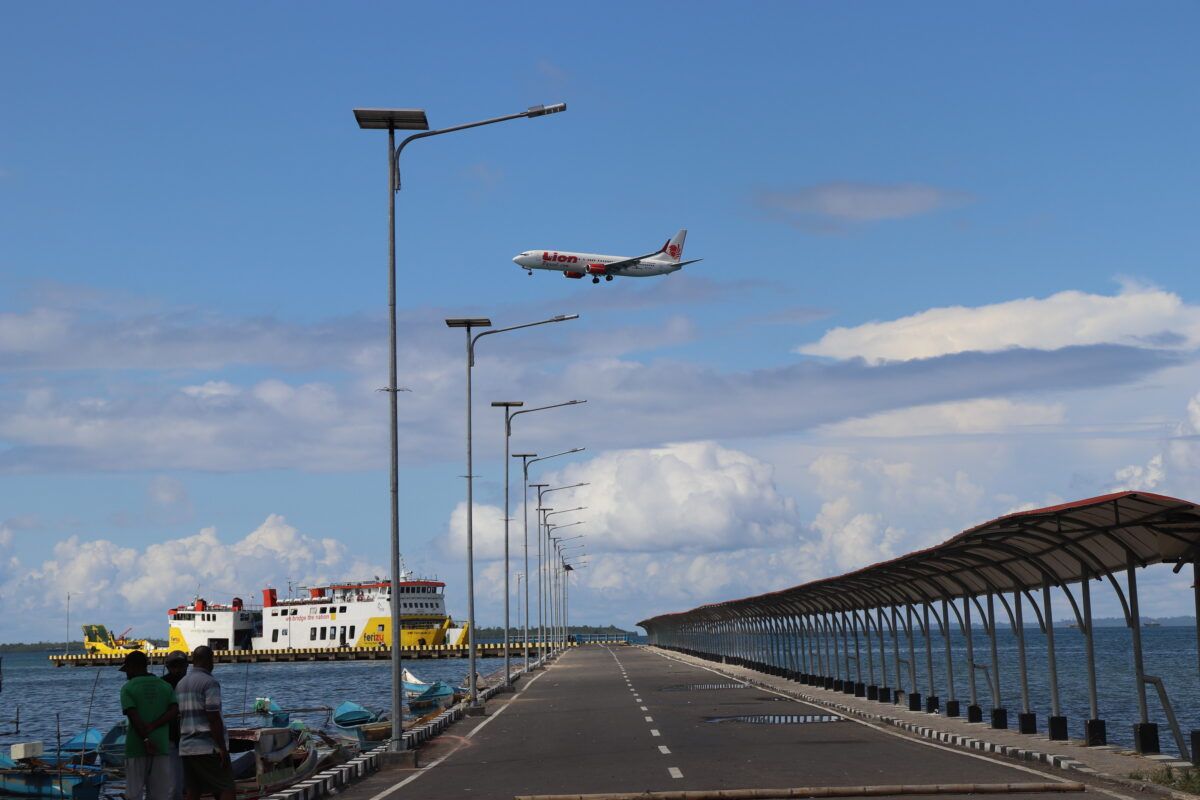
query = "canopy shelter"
(638, 492, 1200, 758)
(639, 491, 1200, 627)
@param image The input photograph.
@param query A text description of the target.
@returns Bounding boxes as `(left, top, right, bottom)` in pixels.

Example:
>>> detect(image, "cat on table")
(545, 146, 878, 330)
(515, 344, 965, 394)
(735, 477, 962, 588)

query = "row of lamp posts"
(353, 101, 585, 745)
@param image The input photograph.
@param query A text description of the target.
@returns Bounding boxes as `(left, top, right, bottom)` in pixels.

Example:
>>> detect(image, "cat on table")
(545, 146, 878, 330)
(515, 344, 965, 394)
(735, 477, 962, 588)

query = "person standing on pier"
(119, 650, 179, 800)
(162, 651, 189, 800)
(177, 646, 235, 800)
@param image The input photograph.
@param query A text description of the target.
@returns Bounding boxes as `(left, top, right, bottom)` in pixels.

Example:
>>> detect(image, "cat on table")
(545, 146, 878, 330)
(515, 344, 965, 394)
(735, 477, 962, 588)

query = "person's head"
(165, 650, 188, 676)
(118, 650, 149, 679)
(191, 645, 214, 670)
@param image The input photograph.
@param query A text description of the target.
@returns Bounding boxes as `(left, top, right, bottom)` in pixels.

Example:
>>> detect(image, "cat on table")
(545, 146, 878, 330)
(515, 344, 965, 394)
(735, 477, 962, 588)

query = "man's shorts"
(182, 753, 235, 795)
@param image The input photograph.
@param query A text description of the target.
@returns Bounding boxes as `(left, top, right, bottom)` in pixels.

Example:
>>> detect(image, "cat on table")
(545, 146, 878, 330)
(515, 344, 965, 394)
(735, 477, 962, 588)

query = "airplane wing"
(600, 241, 670, 272)
(675, 259, 703, 268)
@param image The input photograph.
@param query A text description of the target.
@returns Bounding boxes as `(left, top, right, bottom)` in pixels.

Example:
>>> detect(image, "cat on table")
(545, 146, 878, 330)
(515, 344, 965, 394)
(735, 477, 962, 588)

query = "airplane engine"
(563, 271, 584, 279)
(586, 263, 607, 276)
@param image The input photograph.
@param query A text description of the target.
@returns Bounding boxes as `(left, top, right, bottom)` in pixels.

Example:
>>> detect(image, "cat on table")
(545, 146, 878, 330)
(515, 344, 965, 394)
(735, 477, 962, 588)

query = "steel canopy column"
(1044, 582, 1067, 739)
(943, 598, 959, 717)
(863, 610, 878, 699)
(988, 592, 1007, 729)
(1015, 591, 1036, 734)
(964, 593, 981, 723)
(905, 604, 921, 711)
(1081, 569, 1105, 745)
(878, 607, 891, 702)
(1128, 557, 1159, 753)
(851, 611, 865, 696)
(923, 603, 938, 714)
(891, 606, 903, 704)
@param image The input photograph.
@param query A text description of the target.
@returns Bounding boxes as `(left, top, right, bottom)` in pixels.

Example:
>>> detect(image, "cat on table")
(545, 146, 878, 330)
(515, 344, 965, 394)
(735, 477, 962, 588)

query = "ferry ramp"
(337, 645, 1104, 800)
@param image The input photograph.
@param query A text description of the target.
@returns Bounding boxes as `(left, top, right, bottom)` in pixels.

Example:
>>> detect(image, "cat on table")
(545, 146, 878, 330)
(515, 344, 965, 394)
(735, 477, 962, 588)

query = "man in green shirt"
(119, 650, 179, 800)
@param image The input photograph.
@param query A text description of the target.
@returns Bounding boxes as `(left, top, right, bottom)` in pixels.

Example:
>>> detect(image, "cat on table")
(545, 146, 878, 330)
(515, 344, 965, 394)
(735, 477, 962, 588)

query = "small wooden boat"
(331, 702, 390, 745)
(227, 727, 319, 800)
(406, 681, 454, 712)
(0, 751, 103, 800)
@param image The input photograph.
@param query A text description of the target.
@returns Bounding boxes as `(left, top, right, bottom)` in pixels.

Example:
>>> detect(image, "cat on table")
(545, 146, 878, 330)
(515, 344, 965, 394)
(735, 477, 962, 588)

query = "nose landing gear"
(526, 270, 533, 276)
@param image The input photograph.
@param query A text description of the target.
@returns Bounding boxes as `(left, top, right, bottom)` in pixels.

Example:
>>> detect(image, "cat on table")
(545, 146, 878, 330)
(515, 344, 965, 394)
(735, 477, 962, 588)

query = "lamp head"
(491, 401, 524, 408)
(445, 318, 491, 328)
(527, 103, 567, 117)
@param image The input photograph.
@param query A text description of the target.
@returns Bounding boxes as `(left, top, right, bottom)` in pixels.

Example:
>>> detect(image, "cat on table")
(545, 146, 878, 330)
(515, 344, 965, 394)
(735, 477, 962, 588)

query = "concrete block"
(1134, 722, 1161, 754)
(1048, 715, 1068, 741)
(991, 707, 1008, 729)
(1089, 714, 1104, 748)
(1018, 712, 1038, 734)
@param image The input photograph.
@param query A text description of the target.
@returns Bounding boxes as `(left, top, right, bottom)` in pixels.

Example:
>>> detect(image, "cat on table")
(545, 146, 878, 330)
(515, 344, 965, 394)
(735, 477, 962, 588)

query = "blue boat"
(331, 702, 389, 746)
(406, 681, 454, 712)
(0, 762, 103, 800)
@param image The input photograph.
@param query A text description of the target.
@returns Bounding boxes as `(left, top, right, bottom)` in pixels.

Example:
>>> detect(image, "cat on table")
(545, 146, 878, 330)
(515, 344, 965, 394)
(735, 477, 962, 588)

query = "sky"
(2, 3, 1199, 643)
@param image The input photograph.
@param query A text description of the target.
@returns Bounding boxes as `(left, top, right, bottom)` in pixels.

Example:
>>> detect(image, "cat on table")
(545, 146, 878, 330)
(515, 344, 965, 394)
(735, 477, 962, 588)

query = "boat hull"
(0, 769, 103, 800)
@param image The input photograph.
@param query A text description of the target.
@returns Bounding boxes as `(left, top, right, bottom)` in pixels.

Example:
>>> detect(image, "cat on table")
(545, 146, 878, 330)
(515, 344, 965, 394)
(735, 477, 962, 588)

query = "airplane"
(512, 229, 701, 284)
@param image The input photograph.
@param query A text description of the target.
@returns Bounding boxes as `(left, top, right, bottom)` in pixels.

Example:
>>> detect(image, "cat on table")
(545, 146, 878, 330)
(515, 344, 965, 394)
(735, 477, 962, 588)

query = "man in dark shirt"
(162, 651, 189, 800)
(120, 650, 178, 800)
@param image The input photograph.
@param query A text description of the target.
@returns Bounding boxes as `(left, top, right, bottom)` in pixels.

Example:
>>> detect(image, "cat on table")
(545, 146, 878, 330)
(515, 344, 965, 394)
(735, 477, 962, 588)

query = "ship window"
(319, 607, 326, 614)
(377, 624, 384, 632)
(271, 611, 278, 617)
(340, 606, 346, 613)
(272, 630, 278, 643)
(349, 625, 356, 640)
(320, 627, 327, 640)
(310, 628, 317, 641)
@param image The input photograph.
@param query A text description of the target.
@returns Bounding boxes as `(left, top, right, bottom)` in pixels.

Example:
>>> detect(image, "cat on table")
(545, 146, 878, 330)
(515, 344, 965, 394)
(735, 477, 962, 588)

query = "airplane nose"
(512, 255, 522, 265)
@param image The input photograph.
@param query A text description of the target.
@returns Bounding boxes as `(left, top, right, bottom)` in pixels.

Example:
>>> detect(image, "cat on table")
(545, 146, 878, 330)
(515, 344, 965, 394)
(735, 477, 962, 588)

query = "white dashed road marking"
(639, 705, 648, 711)
(644, 716, 654, 722)
(668, 767, 683, 779)
(650, 729, 660, 737)
(658, 746, 671, 755)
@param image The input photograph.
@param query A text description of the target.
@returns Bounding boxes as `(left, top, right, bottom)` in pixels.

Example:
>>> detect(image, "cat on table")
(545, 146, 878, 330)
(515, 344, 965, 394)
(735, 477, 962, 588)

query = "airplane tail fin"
(662, 229, 687, 262)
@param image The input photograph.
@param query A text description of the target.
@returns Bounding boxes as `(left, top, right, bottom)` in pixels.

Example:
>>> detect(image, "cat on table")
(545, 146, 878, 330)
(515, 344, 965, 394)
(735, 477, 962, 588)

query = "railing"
(639, 491, 1200, 760)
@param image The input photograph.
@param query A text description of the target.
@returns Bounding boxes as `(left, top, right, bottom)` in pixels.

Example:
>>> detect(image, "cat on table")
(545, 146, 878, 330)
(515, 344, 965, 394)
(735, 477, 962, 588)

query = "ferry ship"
(166, 575, 469, 652)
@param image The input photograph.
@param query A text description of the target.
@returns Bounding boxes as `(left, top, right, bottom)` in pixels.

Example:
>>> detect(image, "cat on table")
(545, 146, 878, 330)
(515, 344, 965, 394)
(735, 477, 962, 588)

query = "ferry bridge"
(324, 491, 1200, 800)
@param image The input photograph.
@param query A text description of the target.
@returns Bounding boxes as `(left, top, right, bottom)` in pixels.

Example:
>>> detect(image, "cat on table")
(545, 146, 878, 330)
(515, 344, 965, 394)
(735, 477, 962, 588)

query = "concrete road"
(342, 645, 1099, 799)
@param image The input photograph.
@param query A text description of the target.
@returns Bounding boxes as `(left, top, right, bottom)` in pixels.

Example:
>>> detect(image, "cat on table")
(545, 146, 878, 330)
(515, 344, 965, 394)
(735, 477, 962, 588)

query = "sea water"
(0, 651, 507, 752)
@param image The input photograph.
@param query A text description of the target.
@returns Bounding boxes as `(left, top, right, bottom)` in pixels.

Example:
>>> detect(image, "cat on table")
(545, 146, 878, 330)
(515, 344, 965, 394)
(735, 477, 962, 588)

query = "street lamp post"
(549, 533, 586, 648)
(355, 101, 566, 748)
(536, 482, 588, 658)
(520, 452, 584, 664)
(489, 401, 523, 689)
(447, 316, 578, 712)
(496, 402, 585, 680)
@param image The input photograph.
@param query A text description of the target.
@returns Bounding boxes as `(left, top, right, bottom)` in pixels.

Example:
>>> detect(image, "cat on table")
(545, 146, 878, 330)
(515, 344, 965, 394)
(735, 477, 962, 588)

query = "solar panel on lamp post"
(354, 101, 564, 750)
(448, 315, 578, 713)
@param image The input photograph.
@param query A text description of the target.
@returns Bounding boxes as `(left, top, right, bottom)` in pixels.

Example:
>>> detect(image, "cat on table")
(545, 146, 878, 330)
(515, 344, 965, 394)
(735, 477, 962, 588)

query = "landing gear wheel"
(605, 274, 613, 281)
(526, 270, 533, 277)
(592, 276, 600, 284)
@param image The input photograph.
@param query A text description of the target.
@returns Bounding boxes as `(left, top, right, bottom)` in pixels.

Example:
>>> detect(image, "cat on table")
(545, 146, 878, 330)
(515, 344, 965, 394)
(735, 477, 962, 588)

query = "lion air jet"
(512, 229, 700, 284)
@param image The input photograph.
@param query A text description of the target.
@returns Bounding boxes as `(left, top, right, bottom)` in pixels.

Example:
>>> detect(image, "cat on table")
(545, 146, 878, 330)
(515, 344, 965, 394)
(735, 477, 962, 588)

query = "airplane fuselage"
(513, 250, 682, 278)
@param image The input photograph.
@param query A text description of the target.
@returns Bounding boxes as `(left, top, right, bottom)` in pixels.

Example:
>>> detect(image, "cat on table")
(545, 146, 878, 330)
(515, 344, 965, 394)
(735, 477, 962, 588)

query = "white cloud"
(0, 516, 382, 637)
(547, 442, 802, 554)
(818, 398, 1067, 438)
(799, 284, 1200, 363)
(758, 182, 969, 232)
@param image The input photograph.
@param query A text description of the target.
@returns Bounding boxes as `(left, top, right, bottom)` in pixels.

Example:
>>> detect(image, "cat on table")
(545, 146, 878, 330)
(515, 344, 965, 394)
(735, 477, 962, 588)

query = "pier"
(336, 644, 1101, 800)
(325, 492, 1199, 800)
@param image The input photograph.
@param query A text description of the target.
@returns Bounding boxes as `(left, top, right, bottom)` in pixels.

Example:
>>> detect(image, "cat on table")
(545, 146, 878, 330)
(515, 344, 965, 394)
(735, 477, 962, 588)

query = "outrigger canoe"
(331, 702, 390, 746)
(227, 727, 320, 800)
(0, 754, 103, 800)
